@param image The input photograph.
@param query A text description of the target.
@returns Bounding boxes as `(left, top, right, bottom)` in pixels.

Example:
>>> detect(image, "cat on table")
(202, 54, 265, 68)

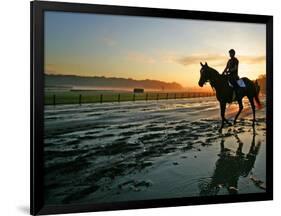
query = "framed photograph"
(31, 1, 273, 215)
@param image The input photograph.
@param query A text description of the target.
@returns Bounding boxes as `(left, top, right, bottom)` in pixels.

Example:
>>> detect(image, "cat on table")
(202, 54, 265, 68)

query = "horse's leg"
(234, 134, 244, 156)
(223, 103, 231, 125)
(234, 99, 243, 125)
(224, 117, 232, 126)
(219, 102, 226, 133)
(220, 139, 225, 154)
(249, 97, 256, 127)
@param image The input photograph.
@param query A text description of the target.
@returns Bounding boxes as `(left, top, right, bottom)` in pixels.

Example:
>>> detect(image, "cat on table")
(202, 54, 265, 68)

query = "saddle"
(227, 78, 246, 101)
(228, 79, 246, 88)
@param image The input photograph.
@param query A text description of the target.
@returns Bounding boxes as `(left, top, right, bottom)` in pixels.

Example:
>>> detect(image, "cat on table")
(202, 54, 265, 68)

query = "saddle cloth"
(228, 79, 246, 88)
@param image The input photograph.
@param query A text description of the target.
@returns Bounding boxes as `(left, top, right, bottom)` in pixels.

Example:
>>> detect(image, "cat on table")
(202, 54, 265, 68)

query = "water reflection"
(199, 133, 261, 195)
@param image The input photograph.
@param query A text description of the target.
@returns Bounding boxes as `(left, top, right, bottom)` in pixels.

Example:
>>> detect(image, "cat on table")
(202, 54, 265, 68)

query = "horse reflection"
(199, 133, 261, 195)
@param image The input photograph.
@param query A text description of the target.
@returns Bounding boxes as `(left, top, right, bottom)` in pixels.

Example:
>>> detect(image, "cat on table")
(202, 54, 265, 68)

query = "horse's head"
(198, 62, 210, 87)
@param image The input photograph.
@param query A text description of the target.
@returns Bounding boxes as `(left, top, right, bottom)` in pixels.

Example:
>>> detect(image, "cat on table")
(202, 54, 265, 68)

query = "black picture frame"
(31, 1, 273, 215)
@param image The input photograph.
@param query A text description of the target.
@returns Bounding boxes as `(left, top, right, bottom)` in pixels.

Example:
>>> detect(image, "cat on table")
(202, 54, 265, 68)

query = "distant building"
(133, 88, 144, 93)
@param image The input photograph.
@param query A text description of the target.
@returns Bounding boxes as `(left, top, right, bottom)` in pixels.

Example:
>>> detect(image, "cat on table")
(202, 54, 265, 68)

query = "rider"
(223, 49, 241, 99)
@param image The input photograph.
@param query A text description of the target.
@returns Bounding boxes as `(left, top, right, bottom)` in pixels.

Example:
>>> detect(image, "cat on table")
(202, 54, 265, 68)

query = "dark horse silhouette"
(199, 133, 262, 195)
(198, 62, 261, 132)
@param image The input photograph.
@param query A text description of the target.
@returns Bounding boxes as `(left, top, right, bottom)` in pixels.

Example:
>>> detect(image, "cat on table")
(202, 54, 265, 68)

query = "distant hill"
(45, 74, 184, 91)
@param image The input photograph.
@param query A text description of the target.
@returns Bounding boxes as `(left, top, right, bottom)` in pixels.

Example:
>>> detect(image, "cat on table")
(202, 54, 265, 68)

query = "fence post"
(53, 95, 56, 106)
(133, 93, 135, 102)
(118, 94, 120, 103)
(156, 93, 159, 101)
(146, 93, 148, 101)
(79, 94, 82, 105)
(100, 94, 103, 103)
(174, 93, 177, 99)
(181, 93, 184, 98)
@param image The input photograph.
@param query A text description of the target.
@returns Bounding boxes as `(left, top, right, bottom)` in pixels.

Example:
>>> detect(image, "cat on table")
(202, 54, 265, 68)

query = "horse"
(198, 62, 261, 132)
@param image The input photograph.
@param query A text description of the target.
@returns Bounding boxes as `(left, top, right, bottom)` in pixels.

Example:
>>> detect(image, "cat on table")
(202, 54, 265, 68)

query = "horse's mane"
(207, 66, 220, 76)
(205, 66, 223, 89)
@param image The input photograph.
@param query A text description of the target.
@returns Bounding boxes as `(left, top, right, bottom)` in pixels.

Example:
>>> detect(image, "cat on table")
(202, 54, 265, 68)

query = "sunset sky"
(45, 11, 266, 88)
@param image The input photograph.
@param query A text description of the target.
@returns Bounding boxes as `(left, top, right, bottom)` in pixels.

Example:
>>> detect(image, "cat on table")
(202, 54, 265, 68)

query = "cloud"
(101, 37, 116, 47)
(161, 52, 179, 64)
(176, 54, 265, 67)
(240, 55, 265, 64)
(127, 52, 155, 64)
(177, 54, 222, 66)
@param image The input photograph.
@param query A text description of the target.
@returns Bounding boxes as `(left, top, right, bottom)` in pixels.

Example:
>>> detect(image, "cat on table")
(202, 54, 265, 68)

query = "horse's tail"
(254, 93, 262, 109)
(254, 80, 262, 109)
